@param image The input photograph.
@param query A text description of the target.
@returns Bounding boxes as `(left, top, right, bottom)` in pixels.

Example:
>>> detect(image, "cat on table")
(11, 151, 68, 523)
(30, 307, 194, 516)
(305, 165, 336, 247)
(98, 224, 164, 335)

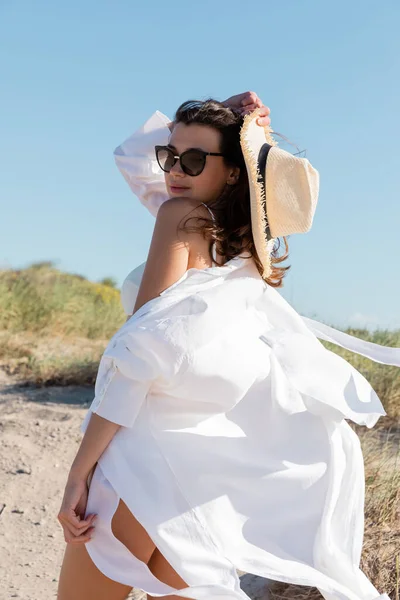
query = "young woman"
(56, 92, 398, 600)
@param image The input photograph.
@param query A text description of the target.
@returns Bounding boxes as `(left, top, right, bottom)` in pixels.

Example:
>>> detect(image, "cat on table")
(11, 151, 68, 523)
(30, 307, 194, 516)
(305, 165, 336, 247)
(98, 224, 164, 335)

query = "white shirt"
(80, 110, 399, 600)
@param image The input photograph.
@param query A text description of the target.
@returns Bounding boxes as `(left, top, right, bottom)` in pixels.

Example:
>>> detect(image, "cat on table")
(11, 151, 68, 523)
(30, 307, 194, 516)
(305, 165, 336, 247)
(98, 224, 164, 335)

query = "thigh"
(112, 499, 191, 598)
(57, 492, 156, 599)
(57, 542, 132, 600)
(147, 547, 190, 600)
(111, 498, 157, 564)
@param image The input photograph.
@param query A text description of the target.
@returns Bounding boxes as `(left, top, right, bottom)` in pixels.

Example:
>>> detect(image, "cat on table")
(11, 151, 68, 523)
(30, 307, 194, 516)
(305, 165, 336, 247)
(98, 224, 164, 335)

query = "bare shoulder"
(158, 197, 216, 269)
(131, 197, 210, 316)
(156, 196, 210, 225)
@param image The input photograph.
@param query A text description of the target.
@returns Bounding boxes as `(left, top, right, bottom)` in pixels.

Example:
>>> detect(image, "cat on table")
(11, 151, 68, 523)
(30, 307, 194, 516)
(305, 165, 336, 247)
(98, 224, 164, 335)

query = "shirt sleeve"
(120, 261, 146, 316)
(80, 323, 185, 433)
(113, 110, 171, 218)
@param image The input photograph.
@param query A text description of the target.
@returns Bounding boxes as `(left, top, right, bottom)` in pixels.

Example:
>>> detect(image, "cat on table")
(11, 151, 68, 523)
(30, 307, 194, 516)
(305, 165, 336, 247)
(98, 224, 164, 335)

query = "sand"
(0, 369, 271, 600)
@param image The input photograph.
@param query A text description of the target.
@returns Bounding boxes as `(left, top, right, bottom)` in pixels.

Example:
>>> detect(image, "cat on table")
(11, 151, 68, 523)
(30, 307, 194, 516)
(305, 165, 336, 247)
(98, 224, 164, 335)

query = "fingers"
(63, 517, 95, 537)
(256, 111, 271, 126)
(240, 104, 270, 116)
(239, 103, 258, 113)
(63, 525, 95, 544)
(238, 103, 271, 126)
(259, 105, 271, 116)
(58, 509, 96, 531)
(241, 91, 262, 108)
(58, 510, 97, 543)
(222, 92, 271, 126)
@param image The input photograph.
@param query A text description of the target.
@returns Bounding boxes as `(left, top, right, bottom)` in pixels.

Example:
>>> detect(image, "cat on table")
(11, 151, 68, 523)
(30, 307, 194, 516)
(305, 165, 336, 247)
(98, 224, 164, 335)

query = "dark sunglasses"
(155, 145, 226, 176)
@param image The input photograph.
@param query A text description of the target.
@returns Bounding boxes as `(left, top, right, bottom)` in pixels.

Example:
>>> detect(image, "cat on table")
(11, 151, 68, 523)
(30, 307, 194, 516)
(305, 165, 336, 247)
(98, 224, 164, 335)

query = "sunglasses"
(155, 145, 226, 176)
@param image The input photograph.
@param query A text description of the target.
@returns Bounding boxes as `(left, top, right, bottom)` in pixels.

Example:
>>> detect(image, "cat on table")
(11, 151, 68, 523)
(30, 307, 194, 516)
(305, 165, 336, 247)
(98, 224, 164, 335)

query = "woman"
(57, 92, 397, 600)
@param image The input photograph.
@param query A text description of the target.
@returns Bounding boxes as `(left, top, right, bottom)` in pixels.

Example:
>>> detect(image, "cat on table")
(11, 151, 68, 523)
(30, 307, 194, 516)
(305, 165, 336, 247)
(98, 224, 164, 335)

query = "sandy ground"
(0, 369, 94, 599)
(0, 369, 272, 600)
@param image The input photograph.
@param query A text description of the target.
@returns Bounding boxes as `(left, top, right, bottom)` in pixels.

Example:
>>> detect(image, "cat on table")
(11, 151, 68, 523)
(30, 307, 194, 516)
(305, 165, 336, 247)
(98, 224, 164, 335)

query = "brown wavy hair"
(172, 98, 291, 288)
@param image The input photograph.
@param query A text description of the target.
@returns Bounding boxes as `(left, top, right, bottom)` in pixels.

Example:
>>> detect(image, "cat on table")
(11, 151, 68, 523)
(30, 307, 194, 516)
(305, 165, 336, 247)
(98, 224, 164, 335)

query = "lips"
(170, 185, 189, 190)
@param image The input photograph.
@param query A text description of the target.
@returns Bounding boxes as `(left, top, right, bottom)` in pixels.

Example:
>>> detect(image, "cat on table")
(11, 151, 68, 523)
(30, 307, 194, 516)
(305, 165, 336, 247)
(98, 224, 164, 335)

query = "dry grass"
(0, 329, 108, 385)
(1, 262, 399, 598)
(267, 427, 400, 600)
(320, 335, 400, 423)
(0, 262, 126, 385)
(359, 425, 400, 597)
(0, 261, 124, 340)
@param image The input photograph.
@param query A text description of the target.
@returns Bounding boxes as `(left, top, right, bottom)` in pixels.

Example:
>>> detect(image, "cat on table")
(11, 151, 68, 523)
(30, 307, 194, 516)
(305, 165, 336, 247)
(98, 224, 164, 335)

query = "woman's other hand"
(221, 91, 271, 127)
(57, 472, 97, 544)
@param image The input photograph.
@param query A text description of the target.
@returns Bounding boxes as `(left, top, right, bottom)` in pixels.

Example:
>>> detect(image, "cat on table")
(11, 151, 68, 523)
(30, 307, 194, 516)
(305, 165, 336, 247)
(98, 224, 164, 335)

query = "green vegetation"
(0, 261, 126, 386)
(0, 261, 399, 598)
(1, 262, 399, 422)
(0, 261, 123, 338)
(321, 335, 400, 423)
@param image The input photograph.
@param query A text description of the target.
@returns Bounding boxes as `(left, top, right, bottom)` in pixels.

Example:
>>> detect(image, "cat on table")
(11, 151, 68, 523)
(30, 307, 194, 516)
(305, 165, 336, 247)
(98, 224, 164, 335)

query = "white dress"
(80, 110, 400, 600)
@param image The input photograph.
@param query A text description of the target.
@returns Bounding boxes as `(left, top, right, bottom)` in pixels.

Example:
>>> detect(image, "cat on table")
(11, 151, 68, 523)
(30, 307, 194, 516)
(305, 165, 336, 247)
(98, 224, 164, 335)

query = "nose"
(169, 157, 185, 177)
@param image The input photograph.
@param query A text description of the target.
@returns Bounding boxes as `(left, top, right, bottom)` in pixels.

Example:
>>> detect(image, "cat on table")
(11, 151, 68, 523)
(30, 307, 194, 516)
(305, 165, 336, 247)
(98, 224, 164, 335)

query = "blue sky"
(1, 0, 399, 331)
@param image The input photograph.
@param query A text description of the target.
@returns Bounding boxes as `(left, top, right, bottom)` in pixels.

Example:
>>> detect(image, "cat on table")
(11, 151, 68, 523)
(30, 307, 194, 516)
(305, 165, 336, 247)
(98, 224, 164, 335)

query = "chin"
(169, 187, 191, 196)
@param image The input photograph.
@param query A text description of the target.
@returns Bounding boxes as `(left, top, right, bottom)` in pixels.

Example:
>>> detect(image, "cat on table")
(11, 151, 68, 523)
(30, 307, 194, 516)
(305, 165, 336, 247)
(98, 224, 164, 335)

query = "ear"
(226, 166, 240, 185)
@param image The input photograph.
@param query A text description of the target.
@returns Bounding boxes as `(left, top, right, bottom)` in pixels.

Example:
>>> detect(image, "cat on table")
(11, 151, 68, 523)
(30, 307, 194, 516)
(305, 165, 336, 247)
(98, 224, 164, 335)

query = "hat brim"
(240, 108, 278, 279)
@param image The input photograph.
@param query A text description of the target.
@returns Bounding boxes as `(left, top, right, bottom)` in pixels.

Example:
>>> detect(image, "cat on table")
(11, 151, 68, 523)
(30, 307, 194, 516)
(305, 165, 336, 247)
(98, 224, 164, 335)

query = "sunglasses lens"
(181, 151, 205, 176)
(156, 147, 206, 176)
(156, 148, 175, 172)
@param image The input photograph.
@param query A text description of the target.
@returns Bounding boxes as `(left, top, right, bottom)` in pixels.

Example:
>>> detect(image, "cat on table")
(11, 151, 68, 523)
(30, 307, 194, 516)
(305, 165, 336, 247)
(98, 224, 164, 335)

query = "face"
(164, 122, 240, 203)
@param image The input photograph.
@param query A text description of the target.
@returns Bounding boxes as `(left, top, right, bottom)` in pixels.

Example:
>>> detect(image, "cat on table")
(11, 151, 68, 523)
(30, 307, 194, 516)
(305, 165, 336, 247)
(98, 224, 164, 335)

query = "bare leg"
(147, 546, 191, 600)
(111, 498, 157, 563)
(111, 498, 192, 598)
(57, 542, 132, 600)
(58, 496, 191, 600)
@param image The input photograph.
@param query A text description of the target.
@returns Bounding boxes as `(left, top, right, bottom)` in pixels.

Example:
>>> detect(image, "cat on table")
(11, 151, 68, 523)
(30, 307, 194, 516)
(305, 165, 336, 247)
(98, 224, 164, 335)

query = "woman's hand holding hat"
(222, 91, 271, 126)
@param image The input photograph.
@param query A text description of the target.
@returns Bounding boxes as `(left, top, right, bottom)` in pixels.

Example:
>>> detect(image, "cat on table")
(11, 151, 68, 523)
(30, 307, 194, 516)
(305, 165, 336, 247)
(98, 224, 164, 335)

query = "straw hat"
(239, 107, 320, 279)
